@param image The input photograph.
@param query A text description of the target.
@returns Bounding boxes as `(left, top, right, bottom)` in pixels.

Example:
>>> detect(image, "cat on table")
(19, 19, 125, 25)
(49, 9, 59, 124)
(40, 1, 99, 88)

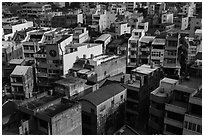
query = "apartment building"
(125, 2, 137, 13)
(182, 2, 196, 17)
(35, 33, 73, 89)
(3, 20, 33, 41)
(183, 88, 202, 135)
(128, 12, 143, 30)
(138, 36, 155, 65)
(137, 22, 149, 32)
(94, 34, 111, 53)
(16, 92, 82, 135)
(63, 43, 103, 75)
(69, 55, 126, 83)
(73, 27, 89, 43)
(127, 29, 145, 72)
(115, 22, 131, 36)
(161, 12, 173, 24)
(151, 38, 166, 66)
(10, 66, 34, 99)
(125, 64, 162, 130)
(163, 31, 181, 79)
(173, 13, 189, 30)
(163, 85, 196, 135)
(21, 3, 51, 19)
(38, 12, 63, 27)
(79, 83, 127, 135)
(149, 78, 179, 134)
(148, 3, 166, 16)
(51, 14, 83, 28)
(189, 17, 202, 37)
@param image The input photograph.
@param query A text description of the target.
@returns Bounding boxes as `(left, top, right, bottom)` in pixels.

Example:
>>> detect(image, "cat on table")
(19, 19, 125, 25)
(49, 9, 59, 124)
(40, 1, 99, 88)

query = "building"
(10, 66, 34, 99)
(148, 3, 166, 16)
(79, 83, 127, 135)
(3, 20, 33, 41)
(149, 78, 179, 134)
(63, 43, 103, 75)
(189, 17, 202, 37)
(94, 34, 111, 53)
(115, 22, 131, 36)
(183, 87, 202, 135)
(163, 85, 196, 135)
(128, 12, 143, 30)
(69, 54, 126, 83)
(38, 12, 63, 27)
(54, 76, 87, 100)
(125, 64, 162, 130)
(137, 22, 149, 32)
(173, 13, 189, 30)
(182, 2, 196, 17)
(127, 29, 145, 72)
(51, 14, 83, 28)
(15, 92, 82, 135)
(163, 31, 181, 79)
(125, 2, 137, 13)
(21, 3, 52, 19)
(161, 12, 173, 24)
(151, 38, 166, 66)
(138, 36, 155, 65)
(35, 33, 73, 90)
(73, 27, 89, 43)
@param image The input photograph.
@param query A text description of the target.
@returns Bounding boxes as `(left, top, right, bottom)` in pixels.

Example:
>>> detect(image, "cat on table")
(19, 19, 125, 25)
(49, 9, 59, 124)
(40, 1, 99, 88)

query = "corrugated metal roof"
(11, 66, 31, 76)
(80, 83, 125, 106)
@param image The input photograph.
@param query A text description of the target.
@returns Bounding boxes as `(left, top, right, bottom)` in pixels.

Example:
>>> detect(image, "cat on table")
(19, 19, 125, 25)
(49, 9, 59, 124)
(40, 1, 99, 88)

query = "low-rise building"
(10, 66, 34, 99)
(173, 13, 189, 30)
(189, 17, 202, 37)
(115, 22, 131, 36)
(94, 34, 111, 53)
(161, 12, 173, 24)
(73, 27, 89, 43)
(16, 92, 82, 135)
(79, 83, 127, 135)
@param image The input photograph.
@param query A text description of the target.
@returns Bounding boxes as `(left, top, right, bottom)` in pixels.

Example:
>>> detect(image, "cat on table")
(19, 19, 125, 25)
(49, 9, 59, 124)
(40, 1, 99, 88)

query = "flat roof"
(139, 36, 155, 43)
(161, 77, 178, 85)
(77, 69, 91, 74)
(81, 83, 126, 106)
(8, 59, 25, 65)
(95, 34, 111, 42)
(131, 64, 159, 75)
(39, 99, 78, 117)
(151, 87, 167, 97)
(174, 85, 196, 94)
(11, 66, 31, 76)
(195, 29, 202, 34)
(55, 76, 86, 87)
(152, 38, 166, 45)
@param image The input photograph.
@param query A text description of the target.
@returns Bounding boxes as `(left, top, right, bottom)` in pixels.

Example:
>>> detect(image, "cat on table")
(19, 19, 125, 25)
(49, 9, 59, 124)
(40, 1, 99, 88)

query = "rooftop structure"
(11, 66, 31, 76)
(131, 64, 159, 75)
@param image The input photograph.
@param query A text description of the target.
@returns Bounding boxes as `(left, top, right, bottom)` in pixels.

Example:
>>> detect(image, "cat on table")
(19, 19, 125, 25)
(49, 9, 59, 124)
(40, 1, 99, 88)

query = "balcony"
(165, 102, 187, 115)
(11, 82, 23, 86)
(130, 47, 137, 51)
(148, 119, 162, 131)
(149, 106, 165, 118)
(150, 94, 166, 104)
(129, 55, 137, 58)
(140, 47, 150, 52)
(164, 117, 183, 128)
(184, 114, 202, 125)
(37, 72, 48, 77)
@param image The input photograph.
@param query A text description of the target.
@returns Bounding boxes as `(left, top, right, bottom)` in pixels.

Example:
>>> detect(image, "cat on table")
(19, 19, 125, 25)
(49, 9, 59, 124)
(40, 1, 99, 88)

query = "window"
(91, 108, 95, 113)
(184, 121, 188, 129)
(197, 125, 202, 133)
(111, 100, 114, 106)
(121, 95, 123, 101)
(188, 122, 192, 130)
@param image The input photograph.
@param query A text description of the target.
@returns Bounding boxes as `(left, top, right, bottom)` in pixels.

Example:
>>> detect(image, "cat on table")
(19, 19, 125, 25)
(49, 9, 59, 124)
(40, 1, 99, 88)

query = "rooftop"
(55, 76, 86, 87)
(161, 77, 178, 85)
(151, 87, 168, 97)
(22, 3, 50, 8)
(95, 34, 111, 42)
(174, 85, 196, 94)
(80, 83, 126, 106)
(10, 66, 31, 76)
(8, 59, 25, 65)
(152, 38, 166, 45)
(139, 36, 155, 43)
(131, 64, 159, 75)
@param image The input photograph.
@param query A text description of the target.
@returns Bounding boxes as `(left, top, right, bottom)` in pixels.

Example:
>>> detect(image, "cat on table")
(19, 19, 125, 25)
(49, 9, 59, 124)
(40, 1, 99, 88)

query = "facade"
(17, 92, 82, 135)
(125, 64, 162, 130)
(149, 78, 179, 134)
(115, 22, 131, 36)
(189, 17, 202, 37)
(125, 2, 137, 13)
(73, 27, 89, 43)
(63, 43, 103, 75)
(38, 12, 63, 27)
(127, 29, 145, 71)
(174, 14, 189, 30)
(10, 66, 34, 99)
(79, 83, 127, 135)
(163, 31, 181, 79)
(161, 12, 173, 24)
(94, 34, 111, 53)
(163, 85, 196, 135)
(182, 2, 196, 17)
(138, 36, 155, 65)
(21, 3, 52, 19)
(151, 38, 166, 66)
(137, 22, 149, 32)
(69, 55, 126, 83)
(51, 14, 83, 28)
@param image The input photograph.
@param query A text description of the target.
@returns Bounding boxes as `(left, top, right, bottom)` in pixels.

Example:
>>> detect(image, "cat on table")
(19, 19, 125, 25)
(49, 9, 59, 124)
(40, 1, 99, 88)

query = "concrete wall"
(51, 104, 82, 135)
(59, 35, 73, 55)
(63, 44, 103, 75)
(12, 22, 33, 34)
(95, 56, 126, 82)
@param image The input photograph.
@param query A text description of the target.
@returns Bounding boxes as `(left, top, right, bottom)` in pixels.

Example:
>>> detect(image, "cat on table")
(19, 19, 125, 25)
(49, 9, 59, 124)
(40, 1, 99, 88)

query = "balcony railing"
(165, 103, 187, 115)
(149, 106, 165, 118)
(164, 117, 183, 128)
